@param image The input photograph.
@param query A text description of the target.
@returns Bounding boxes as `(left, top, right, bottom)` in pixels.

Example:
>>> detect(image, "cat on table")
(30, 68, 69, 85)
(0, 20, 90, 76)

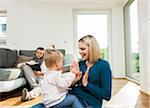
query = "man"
(19, 47, 45, 101)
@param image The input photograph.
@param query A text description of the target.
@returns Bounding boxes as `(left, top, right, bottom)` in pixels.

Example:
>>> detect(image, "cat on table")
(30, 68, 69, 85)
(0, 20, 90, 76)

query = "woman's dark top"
(71, 59, 112, 108)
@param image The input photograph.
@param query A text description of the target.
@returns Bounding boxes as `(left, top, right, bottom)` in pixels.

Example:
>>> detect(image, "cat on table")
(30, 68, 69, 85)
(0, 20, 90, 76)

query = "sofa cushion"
(16, 55, 33, 65)
(0, 68, 22, 81)
(0, 48, 17, 68)
(0, 48, 8, 67)
(0, 70, 10, 81)
(19, 50, 35, 57)
(7, 49, 17, 67)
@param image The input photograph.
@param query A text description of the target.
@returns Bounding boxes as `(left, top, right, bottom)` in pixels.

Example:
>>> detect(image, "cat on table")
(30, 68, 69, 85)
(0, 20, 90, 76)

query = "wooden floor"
(0, 78, 149, 108)
(136, 91, 150, 108)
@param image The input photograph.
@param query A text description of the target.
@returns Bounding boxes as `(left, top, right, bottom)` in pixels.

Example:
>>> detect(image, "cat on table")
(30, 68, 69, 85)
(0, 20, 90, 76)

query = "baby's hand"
(70, 65, 78, 75)
(72, 61, 79, 71)
(75, 71, 82, 81)
(72, 71, 82, 86)
(70, 61, 79, 75)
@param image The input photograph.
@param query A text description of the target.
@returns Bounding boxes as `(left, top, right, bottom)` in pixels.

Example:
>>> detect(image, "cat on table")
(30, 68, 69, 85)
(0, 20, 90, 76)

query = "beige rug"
(104, 81, 140, 108)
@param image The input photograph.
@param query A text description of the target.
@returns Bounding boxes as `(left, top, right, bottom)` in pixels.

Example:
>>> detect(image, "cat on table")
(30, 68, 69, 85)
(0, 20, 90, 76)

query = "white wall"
(5, 3, 74, 53)
(111, 7, 125, 78)
(138, 0, 150, 94)
(0, 2, 125, 77)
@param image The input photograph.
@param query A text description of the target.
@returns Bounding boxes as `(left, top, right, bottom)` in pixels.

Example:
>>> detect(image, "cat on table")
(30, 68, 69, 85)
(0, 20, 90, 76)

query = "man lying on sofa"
(17, 47, 45, 101)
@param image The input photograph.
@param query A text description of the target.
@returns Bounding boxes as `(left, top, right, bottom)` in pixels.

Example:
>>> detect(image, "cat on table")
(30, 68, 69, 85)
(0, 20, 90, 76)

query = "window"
(0, 10, 7, 47)
(74, 11, 109, 60)
(124, 0, 140, 81)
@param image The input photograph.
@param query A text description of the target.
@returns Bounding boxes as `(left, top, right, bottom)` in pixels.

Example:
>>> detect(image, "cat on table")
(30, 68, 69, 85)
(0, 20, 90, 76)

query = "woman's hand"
(82, 69, 89, 87)
(82, 66, 92, 87)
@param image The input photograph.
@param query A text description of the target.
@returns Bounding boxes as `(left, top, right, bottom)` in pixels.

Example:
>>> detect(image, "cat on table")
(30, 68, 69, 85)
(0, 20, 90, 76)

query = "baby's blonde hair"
(44, 49, 63, 68)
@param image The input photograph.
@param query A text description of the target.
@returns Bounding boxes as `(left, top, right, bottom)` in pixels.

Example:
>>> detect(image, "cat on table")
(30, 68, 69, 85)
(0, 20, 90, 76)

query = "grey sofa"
(0, 48, 32, 93)
(0, 48, 66, 93)
(0, 48, 38, 100)
(0, 49, 43, 93)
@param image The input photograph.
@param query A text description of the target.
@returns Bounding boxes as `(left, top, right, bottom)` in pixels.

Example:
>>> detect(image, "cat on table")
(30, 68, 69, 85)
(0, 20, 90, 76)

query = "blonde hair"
(44, 49, 63, 68)
(78, 35, 101, 63)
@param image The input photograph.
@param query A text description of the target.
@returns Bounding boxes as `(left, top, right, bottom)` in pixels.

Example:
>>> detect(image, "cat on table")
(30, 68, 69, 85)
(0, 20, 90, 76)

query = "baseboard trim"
(112, 74, 125, 78)
(124, 77, 140, 85)
(140, 89, 150, 96)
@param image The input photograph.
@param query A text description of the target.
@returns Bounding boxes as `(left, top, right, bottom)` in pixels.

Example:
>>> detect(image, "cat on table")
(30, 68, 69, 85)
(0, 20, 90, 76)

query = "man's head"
(35, 47, 44, 59)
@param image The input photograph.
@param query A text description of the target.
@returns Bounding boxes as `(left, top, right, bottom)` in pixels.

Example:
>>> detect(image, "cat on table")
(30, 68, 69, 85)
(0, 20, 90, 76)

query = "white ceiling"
(0, 0, 128, 8)
(1, 0, 127, 4)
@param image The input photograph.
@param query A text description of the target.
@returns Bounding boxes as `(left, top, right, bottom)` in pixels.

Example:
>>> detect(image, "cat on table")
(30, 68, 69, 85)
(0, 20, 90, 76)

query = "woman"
(70, 35, 112, 108)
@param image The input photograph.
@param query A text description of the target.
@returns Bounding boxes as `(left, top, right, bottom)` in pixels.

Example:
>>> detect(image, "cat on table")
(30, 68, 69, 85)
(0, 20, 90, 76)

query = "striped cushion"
(0, 68, 22, 81)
